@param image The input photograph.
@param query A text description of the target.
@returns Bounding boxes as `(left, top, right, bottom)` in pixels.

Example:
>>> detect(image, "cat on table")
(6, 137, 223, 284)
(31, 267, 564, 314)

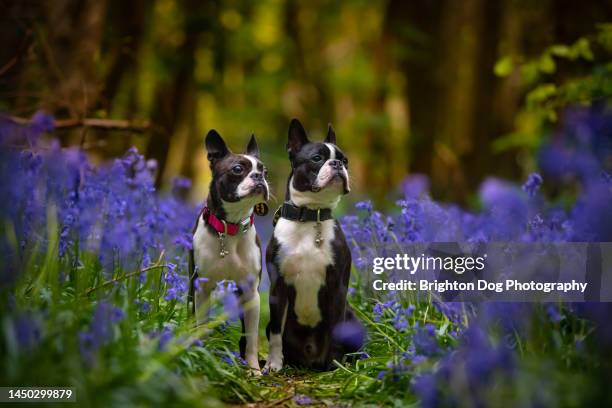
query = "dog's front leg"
(194, 280, 214, 326)
(240, 285, 261, 374)
(264, 267, 288, 373)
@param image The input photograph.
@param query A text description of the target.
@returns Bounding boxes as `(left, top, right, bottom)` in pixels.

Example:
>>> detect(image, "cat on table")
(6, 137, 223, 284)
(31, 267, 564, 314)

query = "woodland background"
(2, 0, 612, 207)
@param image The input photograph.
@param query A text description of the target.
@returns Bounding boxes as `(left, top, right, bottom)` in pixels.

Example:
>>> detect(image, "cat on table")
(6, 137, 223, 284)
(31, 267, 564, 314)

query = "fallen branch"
(4, 115, 151, 133)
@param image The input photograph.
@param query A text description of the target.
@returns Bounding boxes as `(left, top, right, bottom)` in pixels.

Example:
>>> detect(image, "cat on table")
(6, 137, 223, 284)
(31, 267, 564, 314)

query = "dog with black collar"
(188, 129, 269, 374)
(264, 119, 364, 372)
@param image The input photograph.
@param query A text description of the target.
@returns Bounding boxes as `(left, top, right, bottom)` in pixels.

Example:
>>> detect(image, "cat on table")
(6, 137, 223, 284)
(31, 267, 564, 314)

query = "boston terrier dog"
(264, 119, 364, 372)
(188, 130, 269, 374)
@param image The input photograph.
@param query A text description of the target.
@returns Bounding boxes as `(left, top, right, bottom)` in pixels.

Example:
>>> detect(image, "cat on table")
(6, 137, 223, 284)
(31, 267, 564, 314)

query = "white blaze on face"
(223, 155, 268, 223)
(314, 143, 337, 188)
(235, 155, 268, 199)
(316, 144, 350, 191)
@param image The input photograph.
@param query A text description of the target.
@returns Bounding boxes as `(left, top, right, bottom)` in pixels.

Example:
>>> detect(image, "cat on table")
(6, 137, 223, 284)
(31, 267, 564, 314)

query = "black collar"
(274, 202, 333, 225)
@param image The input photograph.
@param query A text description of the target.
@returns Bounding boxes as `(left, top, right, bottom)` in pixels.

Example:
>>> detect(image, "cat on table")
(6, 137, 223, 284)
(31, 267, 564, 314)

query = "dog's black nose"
(329, 159, 342, 169)
(250, 172, 264, 181)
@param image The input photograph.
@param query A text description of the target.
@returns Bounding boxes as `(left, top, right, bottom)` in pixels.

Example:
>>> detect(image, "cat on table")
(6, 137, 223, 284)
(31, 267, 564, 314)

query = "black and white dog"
(189, 130, 269, 374)
(264, 119, 364, 372)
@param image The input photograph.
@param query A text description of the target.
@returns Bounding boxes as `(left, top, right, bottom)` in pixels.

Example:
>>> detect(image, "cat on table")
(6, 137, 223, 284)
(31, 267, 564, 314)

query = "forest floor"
(207, 292, 414, 408)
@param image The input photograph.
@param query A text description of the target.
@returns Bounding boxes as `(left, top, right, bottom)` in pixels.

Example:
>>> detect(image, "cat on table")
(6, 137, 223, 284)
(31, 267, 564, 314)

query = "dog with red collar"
(188, 129, 269, 374)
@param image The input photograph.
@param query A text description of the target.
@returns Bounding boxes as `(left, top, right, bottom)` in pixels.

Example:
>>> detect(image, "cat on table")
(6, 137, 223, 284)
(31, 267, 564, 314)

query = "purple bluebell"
(412, 323, 440, 356)
(522, 173, 543, 197)
(332, 319, 366, 350)
(293, 394, 313, 405)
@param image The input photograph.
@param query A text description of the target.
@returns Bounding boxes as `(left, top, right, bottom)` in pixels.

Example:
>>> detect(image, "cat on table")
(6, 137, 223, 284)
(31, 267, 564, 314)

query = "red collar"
(202, 207, 254, 236)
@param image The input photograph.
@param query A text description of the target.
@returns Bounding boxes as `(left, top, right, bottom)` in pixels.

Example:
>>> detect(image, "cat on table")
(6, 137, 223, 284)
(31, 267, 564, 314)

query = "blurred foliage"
(1, 1, 612, 208)
(493, 24, 612, 157)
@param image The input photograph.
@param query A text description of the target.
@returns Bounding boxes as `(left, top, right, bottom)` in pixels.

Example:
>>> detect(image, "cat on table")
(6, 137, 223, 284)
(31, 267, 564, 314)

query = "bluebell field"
(1, 108, 611, 406)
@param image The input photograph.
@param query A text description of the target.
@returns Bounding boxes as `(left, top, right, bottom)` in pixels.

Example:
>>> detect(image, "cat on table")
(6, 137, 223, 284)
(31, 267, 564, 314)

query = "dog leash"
(273, 202, 333, 247)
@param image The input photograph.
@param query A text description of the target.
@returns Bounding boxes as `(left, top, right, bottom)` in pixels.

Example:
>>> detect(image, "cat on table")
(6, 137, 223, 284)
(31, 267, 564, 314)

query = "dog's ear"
(205, 129, 230, 164)
(325, 123, 336, 144)
(246, 133, 260, 158)
(287, 118, 309, 157)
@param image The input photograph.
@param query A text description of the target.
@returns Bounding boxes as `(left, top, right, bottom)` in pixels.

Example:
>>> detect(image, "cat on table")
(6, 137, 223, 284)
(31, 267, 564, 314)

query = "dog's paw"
(248, 367, 262, 376)
(246, 357, 261, 375)
(263, 358, 283, 373)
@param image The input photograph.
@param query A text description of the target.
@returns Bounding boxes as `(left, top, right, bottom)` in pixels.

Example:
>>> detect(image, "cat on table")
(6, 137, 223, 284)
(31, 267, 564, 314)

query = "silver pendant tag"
(314, 208, 323, 247)
(218, 220, 229, 257)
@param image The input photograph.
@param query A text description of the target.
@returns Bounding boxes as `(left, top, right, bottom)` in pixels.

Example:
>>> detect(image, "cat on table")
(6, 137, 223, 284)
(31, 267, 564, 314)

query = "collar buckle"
(219, 219, 228, 236)
(298, 206, 307, 222)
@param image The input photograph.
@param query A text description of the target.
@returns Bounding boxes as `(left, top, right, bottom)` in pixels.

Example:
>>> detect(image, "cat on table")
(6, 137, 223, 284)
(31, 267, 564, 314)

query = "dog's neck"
(221, 199, 255, 224)
(286, 172, 341, 210)
(207, 181, 255, 224)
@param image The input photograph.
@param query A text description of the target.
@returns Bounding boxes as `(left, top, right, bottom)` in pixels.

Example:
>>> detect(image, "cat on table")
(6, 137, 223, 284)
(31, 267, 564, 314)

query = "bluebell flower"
(194, 276, 209, 291)
(393, 318, 408, 332)
(355, 200, 373, 213)
(546, 304, 563, 323)
(293, 394, 314, 405)
(78, 301, 126, 364)
(30, 111, 55, 134)
(412, 323, 440, 356)
(135, 299, 151, 314)
(332, 320, 366, 350)
(411, 374, 439, 408)
(158, 327, 173, 351)
(401, 174, 429, 199)
(373, 303, 384, 322)
(171, 176, 192, 197)
(522, 173, 543, 197)
(221, 351, 246, 366)
(222, 292, 240, 321)
(12, 313, 41, 349)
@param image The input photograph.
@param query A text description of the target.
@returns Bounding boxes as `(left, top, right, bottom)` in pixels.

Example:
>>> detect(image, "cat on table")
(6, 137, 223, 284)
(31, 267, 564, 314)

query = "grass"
(212, 290, 426, 407)
(0, 232, 442, 407)
(0, 158, 439, 407)
(1, 194, 598, 407)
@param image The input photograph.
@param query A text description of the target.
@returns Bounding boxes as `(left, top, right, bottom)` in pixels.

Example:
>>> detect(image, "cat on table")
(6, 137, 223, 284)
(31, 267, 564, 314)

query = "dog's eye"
(263, 168, 268, 178)
(232, 165, 244, 174)
(342, 157, 348, 167)
(311, 155, 323, 163)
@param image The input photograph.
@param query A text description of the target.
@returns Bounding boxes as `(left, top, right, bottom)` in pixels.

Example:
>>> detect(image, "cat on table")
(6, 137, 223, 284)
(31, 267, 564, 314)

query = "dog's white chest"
(274, 218, 336, 327)
(193, 217, 261, 286)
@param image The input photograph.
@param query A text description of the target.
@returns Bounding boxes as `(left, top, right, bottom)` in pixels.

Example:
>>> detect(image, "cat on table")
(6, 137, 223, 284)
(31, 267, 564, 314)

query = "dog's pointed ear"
(205, 130, 230, 164)
(287, 118, 309, 157)
(325, 123, 336, 144)
(246, 133, 260, 158)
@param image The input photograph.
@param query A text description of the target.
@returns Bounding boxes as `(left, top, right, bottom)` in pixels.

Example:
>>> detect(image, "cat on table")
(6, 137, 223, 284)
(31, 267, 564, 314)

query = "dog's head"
(286, 119, 350, 209)
(205, 130, 269, 219)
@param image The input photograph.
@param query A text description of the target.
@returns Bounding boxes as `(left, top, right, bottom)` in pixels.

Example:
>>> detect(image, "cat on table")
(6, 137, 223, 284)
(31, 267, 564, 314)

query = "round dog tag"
(254, 202, 269, 216)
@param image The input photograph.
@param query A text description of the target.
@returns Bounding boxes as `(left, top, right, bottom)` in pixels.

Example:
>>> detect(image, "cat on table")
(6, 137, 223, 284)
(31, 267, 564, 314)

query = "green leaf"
(492, 131, 540, 153)
(574, 38, 593, 60)
(539, 54, 556, 74)
(494, 56, 514, 77)
(549, 44, 571, 58)
(527, 83, 557, 106)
